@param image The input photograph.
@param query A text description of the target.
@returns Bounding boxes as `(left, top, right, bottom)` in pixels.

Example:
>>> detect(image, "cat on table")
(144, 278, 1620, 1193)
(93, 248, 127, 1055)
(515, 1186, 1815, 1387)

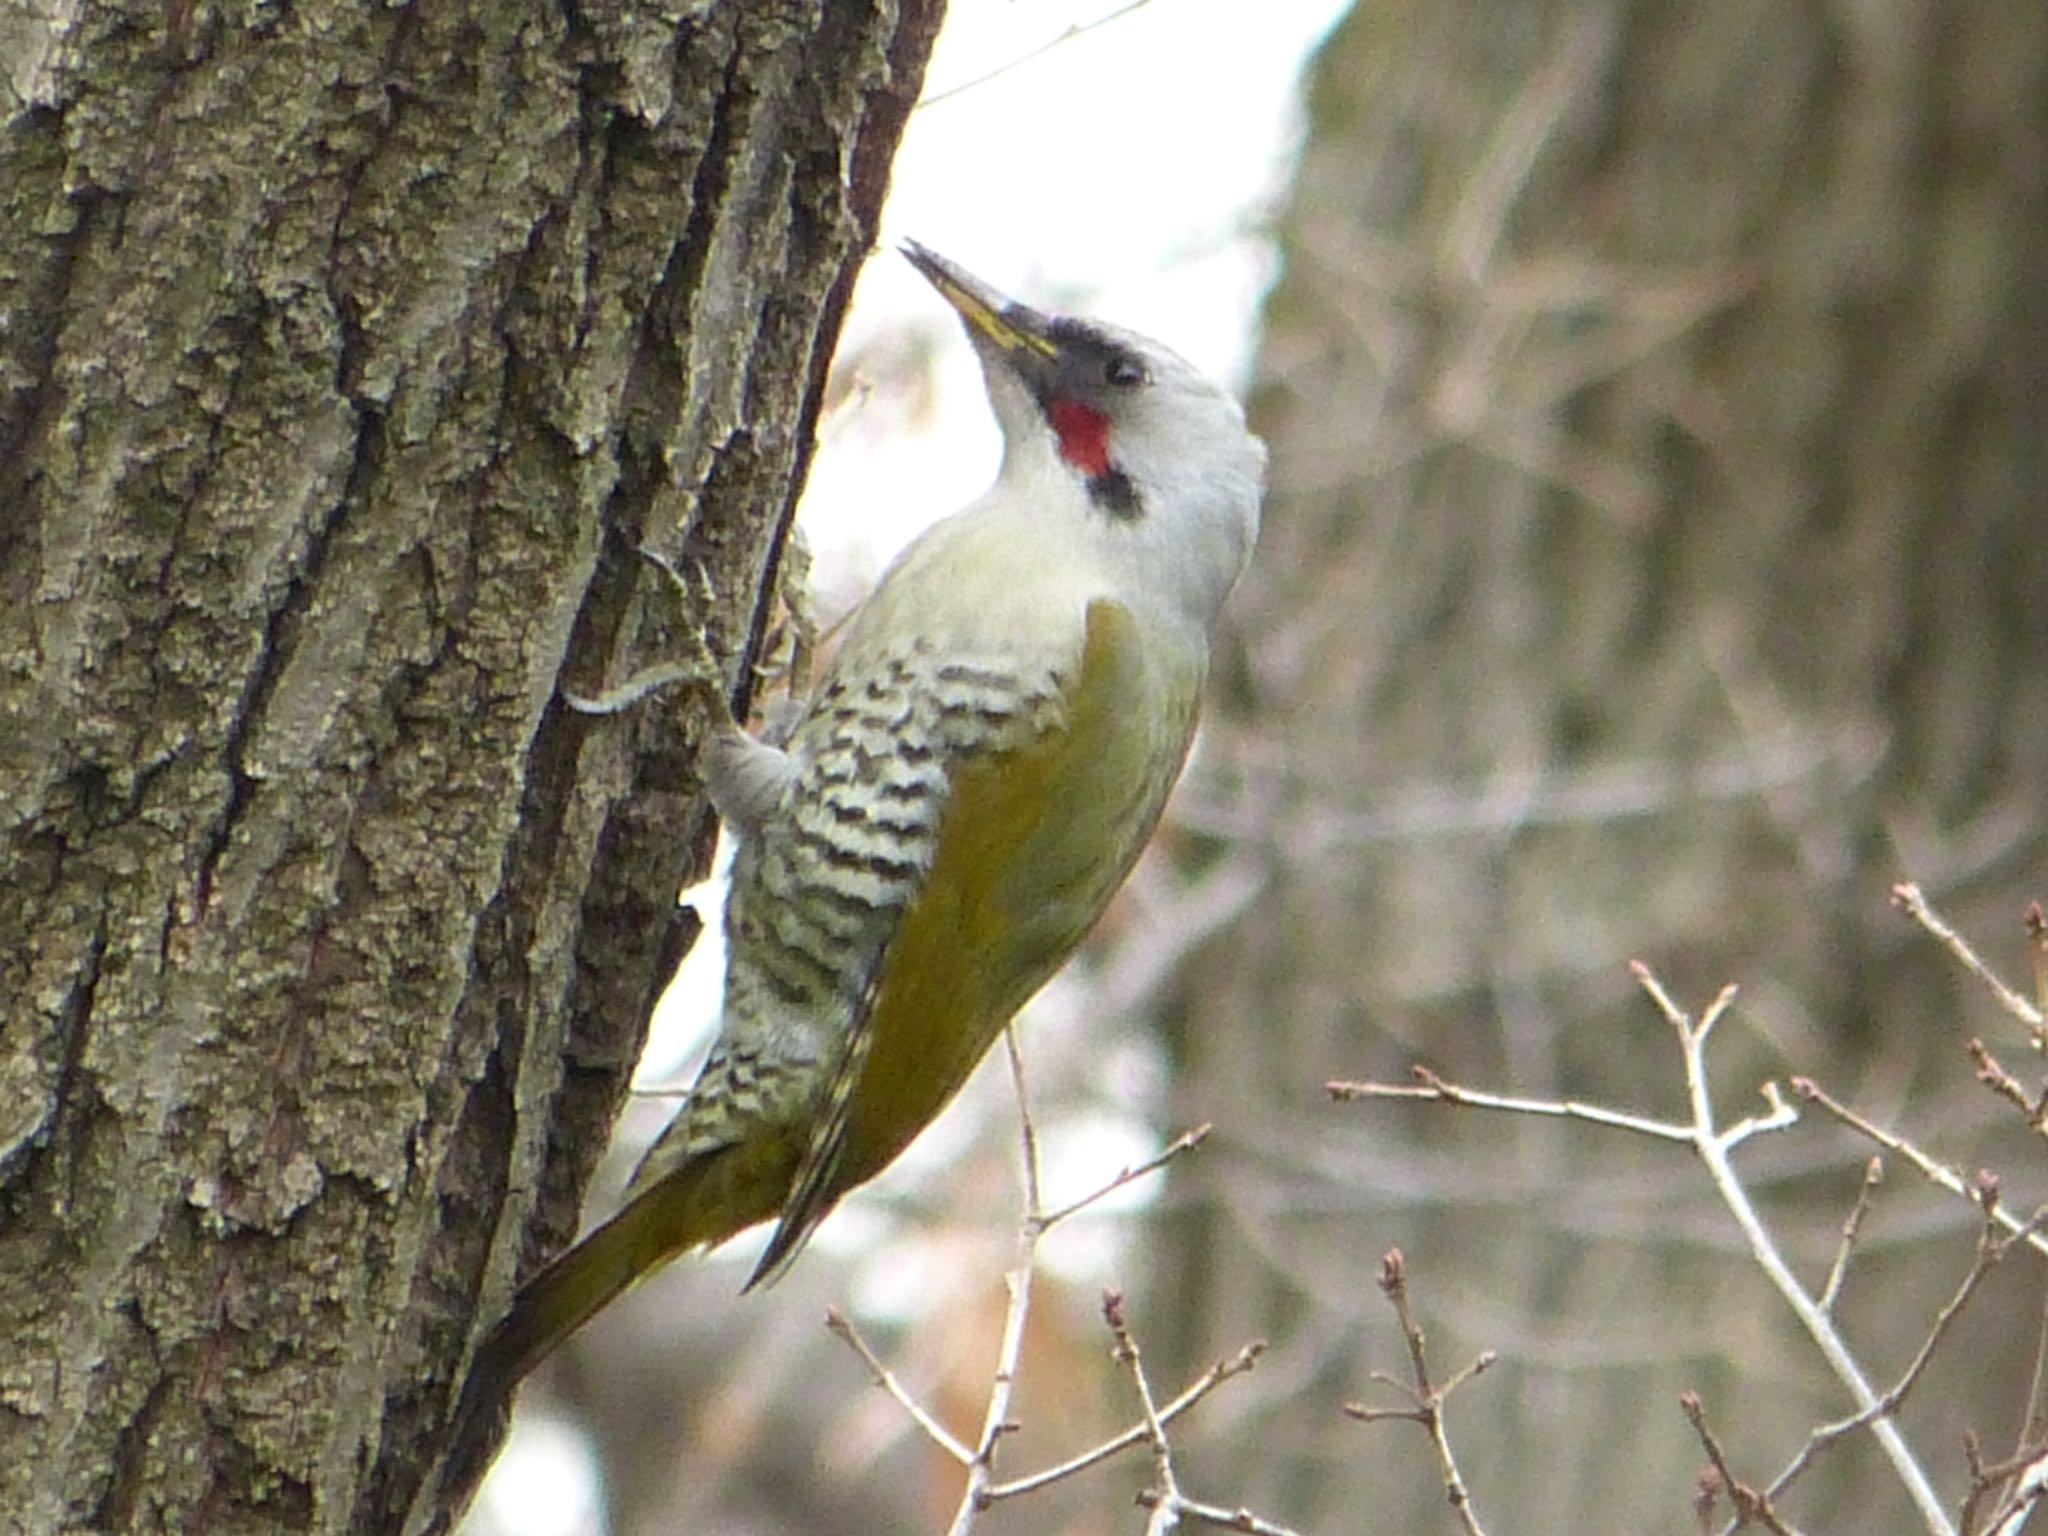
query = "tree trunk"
(0, 3, 940, 1532)
(1158, 3, 2048, 1531)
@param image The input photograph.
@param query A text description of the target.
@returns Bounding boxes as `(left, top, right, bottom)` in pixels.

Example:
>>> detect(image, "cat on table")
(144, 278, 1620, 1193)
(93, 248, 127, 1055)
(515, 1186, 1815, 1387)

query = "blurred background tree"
(1156, 2, 2048, 1532)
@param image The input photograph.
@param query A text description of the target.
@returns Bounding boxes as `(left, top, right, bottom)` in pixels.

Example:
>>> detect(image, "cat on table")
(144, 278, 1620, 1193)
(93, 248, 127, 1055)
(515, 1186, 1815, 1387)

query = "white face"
(970, 313, 1266, 629)
(903, 244, 1264, 629)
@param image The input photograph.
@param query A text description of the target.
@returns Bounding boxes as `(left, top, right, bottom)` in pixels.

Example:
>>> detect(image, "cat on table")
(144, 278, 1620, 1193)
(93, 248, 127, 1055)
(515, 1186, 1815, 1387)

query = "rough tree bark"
(0, 2, 942, 1533)
(1157, 3, 2048, 1532)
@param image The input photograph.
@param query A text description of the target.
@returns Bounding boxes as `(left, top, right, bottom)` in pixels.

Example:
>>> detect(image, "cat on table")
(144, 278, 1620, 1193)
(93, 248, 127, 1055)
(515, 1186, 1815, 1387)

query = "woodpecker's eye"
(1104, 355, 1148, 389)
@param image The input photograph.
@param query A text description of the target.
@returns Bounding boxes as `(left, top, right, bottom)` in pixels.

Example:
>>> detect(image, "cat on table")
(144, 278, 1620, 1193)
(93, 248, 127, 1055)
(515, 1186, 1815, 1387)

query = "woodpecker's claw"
(563, 545, 729, 718)
(748, 523, 820, 723)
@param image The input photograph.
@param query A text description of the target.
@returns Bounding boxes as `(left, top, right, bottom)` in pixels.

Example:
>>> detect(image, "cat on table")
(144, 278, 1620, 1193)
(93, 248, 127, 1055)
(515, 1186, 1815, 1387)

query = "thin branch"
(1105, 1288, 1183, 1534)
(1892, 883, 2045, 1037)
(986, 1344, 1264, 1502)
(918, 0, 1158, 111)
(825, 1307, 973, 1465)
(1155, 1497, 1304, 1535)
(1338, 965, 1955, 1535)
(1682, 1392, 1806, 1536)
(1327, 1065, 1692, 1143)
(1756, 1203, 2045, 1517)
(1004, 1023, 1045, 1218)
(1966, 1436, 2048, 1536)
(831, 1029, 1252, 1532)
(1816, 1157, 1884, 1316)
(1792, 1077, 2048, 1260)
(1105, 1291, 1303, 1536)
(1966, 1038, 2048, 1140)
(1627, 964, 1956, 1536)
(1990, 1453, 2048, 1536)
(941, 1026, 1048, 1534)
(1036, 1123, 1211, 1233)
(2019, 1287, 2048, 1463)
(2028, 901, 2048, 1023)
(1341, 1249, 1492, 1536)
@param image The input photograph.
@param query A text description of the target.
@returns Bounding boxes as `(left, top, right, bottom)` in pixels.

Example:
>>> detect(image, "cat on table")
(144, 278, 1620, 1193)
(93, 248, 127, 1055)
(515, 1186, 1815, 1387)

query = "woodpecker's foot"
(565, 546, 729, 718)
(751, 523, 820, 712)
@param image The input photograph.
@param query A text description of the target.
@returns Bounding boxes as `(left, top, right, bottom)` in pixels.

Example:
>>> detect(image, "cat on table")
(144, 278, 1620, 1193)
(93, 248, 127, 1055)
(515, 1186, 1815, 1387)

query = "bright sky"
(470, 3, 1348, 1530)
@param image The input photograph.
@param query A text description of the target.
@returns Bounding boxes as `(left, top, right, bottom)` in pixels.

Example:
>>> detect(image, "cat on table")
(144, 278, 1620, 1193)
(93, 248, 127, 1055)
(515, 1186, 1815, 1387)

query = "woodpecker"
(445, 242, 1264, 1473)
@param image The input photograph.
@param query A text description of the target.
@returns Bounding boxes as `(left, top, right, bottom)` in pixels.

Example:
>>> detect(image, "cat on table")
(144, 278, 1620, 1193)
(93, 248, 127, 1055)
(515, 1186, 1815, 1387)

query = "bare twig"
(940, 1027, 1048, 1534)
(1682, 1392, 1805, 1536)
(1964, 1433, 2048, 1536)
(1003, 1024, 1044, 1217)
(918, 0, 1158, 111)
(987, 1344, 1264, 1502)
(826, 1026, 1255, 1532)
(1990, 1451, 2048, 1536)
(825, 1307, 973, 1465)
(1105, 1290, 1303, 1536)
(1336, 964, 1957, 1535)
(1816, 1157, 1884, 1316)
(1105, 1288, 1181, 1532)
(1036, 1123, 1211, 1232)
(1627, 965, 1955, 1536)
(1754, 1202, 2047, 1521)
(1342, 1249, 1493, 1536)
(1327, 1064, 1692, 1144)
(1966, 1038, 2048, 1138)
(2019, 1290, 2048, 1467)
(1792, 1078, 2048, 1260)
(2028, 902, 2048, 1024)
(1892, 883, 2045, 1038)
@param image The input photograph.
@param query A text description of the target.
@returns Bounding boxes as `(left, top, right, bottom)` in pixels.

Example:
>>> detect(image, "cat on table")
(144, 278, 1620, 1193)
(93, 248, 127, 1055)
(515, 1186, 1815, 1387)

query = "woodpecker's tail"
(472, 1184, 693, 1401)
(429, 1148, 778, 1527)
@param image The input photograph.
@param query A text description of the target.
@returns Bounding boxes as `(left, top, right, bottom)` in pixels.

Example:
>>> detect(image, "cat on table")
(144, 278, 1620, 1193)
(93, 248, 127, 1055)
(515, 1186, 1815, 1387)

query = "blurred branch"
(1104, 1289, 1301, 1536)
(1683, 1392, 1806, 1536)
(1333, 961, 1962, 1536)
(1327, 1063, 1692, 1143)
(918, 1, 1157, 112)
(1093, 844, 1272, 1018)
(1748, 1201, 2045, 1533)
(1440, 4, 1615, 284)
(1176, 726, 1881, 854)
(1792, 1078, 2048, 1260)
(1342, 1249, 1494, 1536)
(1892, 883, 2046, 1039)
(826, 1025, 1251, 1532)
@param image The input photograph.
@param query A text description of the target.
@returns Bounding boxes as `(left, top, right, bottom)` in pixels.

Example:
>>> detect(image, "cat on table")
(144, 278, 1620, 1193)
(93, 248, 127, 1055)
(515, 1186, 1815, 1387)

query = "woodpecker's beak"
(900, 240, 1060, 364)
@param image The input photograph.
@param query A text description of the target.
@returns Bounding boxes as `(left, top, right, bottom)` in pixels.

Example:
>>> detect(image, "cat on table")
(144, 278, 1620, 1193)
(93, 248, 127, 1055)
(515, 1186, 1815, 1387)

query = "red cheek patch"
(1046, 396, 1111, 477)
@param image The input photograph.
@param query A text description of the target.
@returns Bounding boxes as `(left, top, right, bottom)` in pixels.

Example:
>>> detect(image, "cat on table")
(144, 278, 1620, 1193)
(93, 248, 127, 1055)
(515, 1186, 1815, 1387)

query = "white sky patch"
(472, 1411, 605, 1536)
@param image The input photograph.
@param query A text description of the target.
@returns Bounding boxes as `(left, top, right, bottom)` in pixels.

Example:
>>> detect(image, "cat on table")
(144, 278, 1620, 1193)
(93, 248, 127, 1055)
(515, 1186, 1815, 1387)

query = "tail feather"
(474, 1184, 691, 1397)
(429, 1146, 782, 1527)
